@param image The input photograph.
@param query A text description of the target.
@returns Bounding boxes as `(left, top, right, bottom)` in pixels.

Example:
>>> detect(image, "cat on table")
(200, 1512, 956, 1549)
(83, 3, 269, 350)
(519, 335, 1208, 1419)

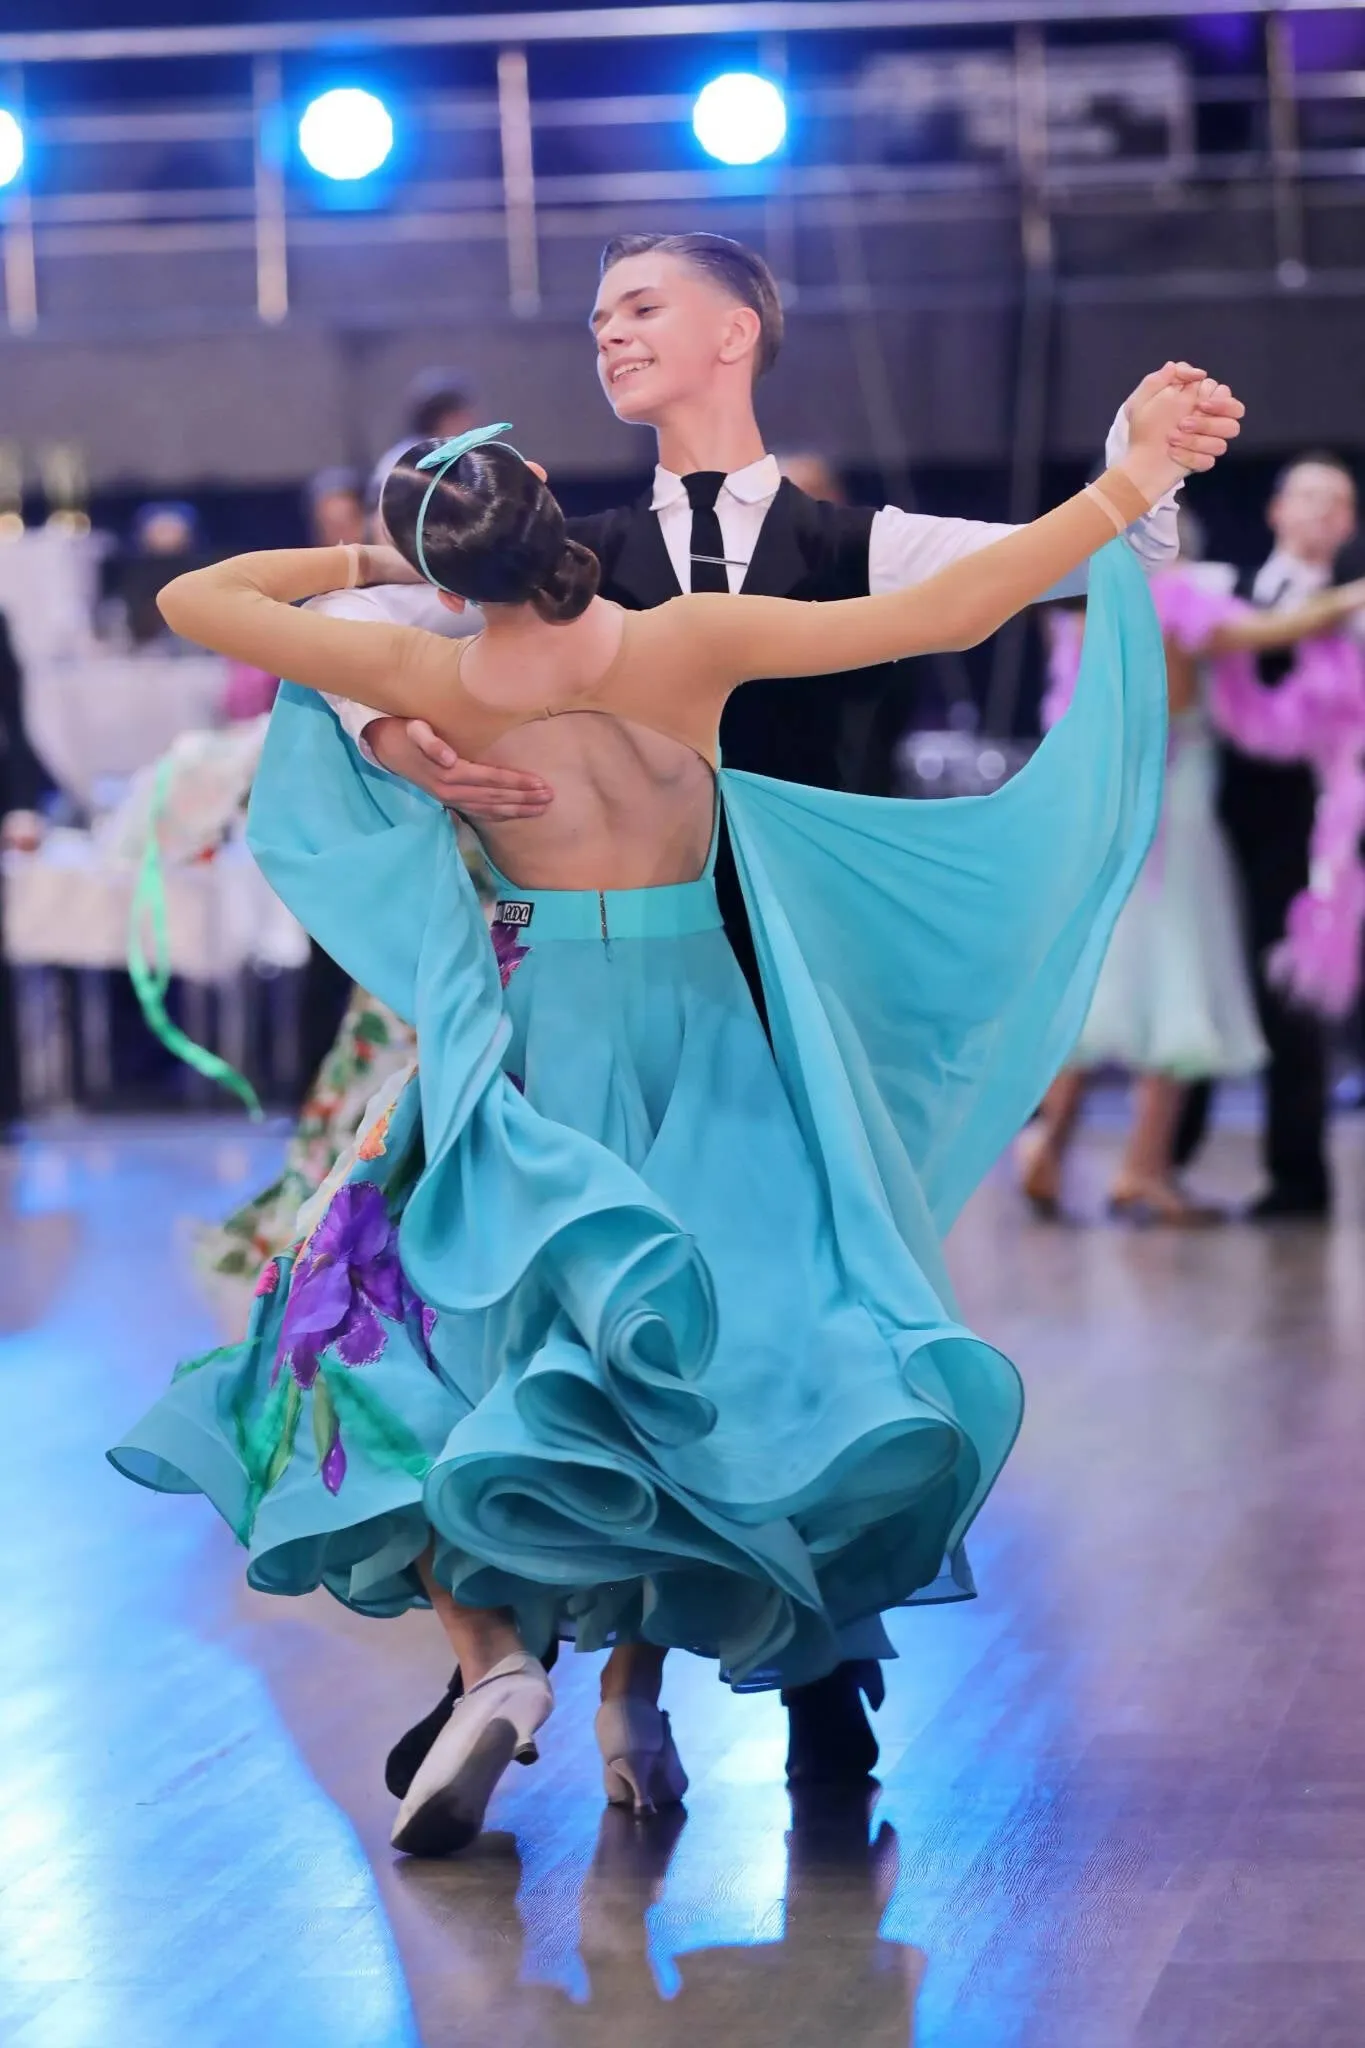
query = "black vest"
(567, 482, 882, 791)
(1218, 560, 1337, 854)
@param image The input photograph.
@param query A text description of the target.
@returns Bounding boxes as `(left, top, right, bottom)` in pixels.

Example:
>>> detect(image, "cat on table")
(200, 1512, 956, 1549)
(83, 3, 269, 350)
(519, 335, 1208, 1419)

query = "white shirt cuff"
(326, 693, 384, 765)
(1104, 404, 1181, 568)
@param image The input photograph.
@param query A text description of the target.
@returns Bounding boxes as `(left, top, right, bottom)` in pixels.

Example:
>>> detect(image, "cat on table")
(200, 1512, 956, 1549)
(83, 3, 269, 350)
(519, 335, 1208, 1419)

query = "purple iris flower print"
(321, 1433, 348, 1495)
(491, 921, 530, 989)
(255, 1181, 439, 1506)
(277, 1181, 408, 1388)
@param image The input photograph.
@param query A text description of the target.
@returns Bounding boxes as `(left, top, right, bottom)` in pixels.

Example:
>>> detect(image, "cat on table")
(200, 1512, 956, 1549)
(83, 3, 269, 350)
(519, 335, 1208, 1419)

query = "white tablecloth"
(0, 528, 107, 668)
(23, 650, 229, 806)
(2, 831, 307, 979)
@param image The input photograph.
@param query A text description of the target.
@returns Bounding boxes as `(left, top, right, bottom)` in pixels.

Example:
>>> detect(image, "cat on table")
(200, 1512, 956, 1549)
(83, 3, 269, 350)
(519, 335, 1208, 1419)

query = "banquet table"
(2, 831, 307, 1108)
(22, 649, 229, 808)
(0, 528, 106, 670)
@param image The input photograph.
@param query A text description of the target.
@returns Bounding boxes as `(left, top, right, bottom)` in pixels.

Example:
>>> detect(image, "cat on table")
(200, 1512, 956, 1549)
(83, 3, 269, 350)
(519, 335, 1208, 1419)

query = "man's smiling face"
(590, 251, 751, 425)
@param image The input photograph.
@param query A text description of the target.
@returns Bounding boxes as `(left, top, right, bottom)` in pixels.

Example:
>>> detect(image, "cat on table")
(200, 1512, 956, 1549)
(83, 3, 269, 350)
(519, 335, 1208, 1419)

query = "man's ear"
(717, 304, 762, 370)
(437, 590, 468, 615)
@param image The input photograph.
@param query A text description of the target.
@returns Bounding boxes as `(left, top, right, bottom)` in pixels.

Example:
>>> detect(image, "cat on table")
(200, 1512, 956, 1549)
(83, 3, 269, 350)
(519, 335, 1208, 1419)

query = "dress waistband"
(489, 872, 723, 943)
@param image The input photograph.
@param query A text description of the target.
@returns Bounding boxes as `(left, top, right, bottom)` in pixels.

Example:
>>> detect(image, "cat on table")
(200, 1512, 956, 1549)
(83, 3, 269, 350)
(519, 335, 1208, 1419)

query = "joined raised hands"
(1124, 361, 1245, 480)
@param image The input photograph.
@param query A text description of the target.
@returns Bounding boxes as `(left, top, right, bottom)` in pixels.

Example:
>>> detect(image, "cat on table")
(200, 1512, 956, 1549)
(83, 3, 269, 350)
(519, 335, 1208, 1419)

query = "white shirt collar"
(650, 453, 782, 512)
(1254, 547, 1331, 602)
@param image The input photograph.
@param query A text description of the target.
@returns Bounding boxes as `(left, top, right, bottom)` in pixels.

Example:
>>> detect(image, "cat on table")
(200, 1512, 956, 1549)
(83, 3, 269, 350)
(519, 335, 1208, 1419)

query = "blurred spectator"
(132, 501, 200, 558)
(305, 467, 365, 549)
(106, 500, 208, 649)
(364, 377, 478, 542)
(404, 369, 477, 443)
(1, 610, 59, 1136)
(776, 453, 848, 505)
(221, 661, 278, 723)
(223, 471, 364, 722)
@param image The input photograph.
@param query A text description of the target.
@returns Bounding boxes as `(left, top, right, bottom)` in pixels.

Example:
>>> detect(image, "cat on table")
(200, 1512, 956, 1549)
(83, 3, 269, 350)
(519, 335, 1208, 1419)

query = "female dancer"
(112, 378, 1229, 1857)
(1020, 553, 1365, 1223)
(195, 507, 486, 1331)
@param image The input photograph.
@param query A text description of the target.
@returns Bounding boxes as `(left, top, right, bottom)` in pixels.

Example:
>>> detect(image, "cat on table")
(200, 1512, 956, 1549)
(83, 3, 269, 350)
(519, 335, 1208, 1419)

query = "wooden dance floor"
(2, 1109, 1364, 2048)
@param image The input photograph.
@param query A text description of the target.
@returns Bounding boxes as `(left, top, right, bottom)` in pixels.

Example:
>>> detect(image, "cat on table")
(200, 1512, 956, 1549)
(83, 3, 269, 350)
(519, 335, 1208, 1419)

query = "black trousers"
(1177, 758, 1329, 1204)
(713, 813, 768, 1035)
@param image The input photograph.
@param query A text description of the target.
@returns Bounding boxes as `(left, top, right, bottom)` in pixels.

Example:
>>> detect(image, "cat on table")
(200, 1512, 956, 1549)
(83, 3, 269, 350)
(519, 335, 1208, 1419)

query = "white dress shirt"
(1250, 547, 1365, 639)
(1252, 547, 1330, 610)
(312, 583, 481, 638)
(651, 411, 1177, 601)
(330, 406, 1178, 755)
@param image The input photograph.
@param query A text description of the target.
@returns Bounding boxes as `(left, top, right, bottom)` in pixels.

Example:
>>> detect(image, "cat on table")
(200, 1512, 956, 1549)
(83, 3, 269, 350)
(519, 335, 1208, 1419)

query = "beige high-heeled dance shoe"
(391, 1651, 552, 1857)
(594, 1696, 689, 1816)
(1107, 1177, 1226, 1228)
(1015, 1126, 1064, 1221)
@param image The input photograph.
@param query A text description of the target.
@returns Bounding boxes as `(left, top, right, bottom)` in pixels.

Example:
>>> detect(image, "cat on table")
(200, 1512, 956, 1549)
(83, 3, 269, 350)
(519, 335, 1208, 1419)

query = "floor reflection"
(14, 1115, 1365, 2046)
(395, 1790, 925, 2047)
(0, 1146, 78, 1334)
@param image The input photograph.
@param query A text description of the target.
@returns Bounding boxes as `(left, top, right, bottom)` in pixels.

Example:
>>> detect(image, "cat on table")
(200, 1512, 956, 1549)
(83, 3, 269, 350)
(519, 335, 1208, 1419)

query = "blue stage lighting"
(0, 110, 25, 190)
(692, 74, 787, 167)
(298, 88, 394, 182)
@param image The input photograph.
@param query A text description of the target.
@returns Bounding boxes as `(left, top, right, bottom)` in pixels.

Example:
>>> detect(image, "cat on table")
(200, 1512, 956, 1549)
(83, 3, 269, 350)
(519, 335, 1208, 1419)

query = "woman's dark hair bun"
(532, 537, 600, 623)
(379, 438, 600, 624)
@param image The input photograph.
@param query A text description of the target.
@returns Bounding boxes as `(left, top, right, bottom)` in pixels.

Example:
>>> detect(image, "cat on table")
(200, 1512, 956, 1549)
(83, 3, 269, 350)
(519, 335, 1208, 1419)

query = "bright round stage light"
(692, 74, 787, 167)
(298, 88, 394, 182)
(0, 111, 25, 190)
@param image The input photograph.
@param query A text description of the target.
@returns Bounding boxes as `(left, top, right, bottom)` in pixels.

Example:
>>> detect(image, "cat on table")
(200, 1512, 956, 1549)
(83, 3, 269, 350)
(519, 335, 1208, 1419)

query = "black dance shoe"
(386, 1639, 560, 1799)
(385, 1669, 463, 1799)
(782, 1659, 886, 1786)
(1245, 1187, 1331, 1223)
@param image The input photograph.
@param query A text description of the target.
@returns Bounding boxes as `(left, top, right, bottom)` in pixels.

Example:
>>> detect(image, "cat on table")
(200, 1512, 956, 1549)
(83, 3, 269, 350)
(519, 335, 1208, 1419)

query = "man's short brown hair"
(599, 232, 784, 378)
(1272, 450, 1357, 498)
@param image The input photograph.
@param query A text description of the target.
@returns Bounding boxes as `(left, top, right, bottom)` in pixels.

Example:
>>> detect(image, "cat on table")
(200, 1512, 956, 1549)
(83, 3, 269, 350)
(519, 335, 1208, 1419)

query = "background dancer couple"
(110, 230, 1243, 1855)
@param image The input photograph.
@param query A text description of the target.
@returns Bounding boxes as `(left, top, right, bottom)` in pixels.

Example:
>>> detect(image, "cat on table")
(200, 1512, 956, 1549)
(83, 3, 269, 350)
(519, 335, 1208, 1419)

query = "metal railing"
(0, 3, 1360, 739)
(0, 2, 1362, 339)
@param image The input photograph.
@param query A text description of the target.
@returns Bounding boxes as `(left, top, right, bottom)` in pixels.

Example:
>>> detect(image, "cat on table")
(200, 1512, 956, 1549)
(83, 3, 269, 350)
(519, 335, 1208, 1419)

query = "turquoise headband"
(412, 421, 521, 591)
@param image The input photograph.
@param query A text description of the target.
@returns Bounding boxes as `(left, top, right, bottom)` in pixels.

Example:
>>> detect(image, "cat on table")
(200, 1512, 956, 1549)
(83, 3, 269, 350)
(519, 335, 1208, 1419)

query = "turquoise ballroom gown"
(110, 542, 1166, 1689)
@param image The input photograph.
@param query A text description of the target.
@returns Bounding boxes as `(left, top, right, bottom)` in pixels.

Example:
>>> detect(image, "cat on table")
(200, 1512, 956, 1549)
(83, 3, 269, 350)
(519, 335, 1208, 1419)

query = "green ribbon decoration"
(127, 753, 263, 1118)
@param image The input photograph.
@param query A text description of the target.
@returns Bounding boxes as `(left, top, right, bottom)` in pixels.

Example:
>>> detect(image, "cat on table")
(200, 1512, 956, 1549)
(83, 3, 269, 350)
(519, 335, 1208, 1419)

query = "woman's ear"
(437, 590, 468, 615)
(526, 460, 548, 483)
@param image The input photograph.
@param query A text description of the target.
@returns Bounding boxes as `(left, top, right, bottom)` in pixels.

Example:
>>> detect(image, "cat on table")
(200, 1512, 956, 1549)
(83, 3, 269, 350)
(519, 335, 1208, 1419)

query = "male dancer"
(326, 231, 1243, 1784)
(1175, 454, 1360, 1218)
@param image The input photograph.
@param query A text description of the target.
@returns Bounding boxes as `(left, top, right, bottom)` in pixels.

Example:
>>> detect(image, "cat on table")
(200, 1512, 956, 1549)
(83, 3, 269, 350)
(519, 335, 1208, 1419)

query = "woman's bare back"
(154, 450, 1167, 894)
(472, 709, 717, 890)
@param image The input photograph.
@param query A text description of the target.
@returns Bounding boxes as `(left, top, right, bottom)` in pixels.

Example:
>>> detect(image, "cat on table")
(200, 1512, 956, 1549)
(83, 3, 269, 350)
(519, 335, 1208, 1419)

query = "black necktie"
(682, 472, 730, 594)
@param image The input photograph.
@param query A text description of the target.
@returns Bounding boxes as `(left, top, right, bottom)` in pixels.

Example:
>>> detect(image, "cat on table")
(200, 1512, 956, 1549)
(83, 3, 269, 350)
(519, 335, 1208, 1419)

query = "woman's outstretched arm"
(686, 377, 1232, 689)
(688, 463, 1160, 690)
(157, 544, 460, 729)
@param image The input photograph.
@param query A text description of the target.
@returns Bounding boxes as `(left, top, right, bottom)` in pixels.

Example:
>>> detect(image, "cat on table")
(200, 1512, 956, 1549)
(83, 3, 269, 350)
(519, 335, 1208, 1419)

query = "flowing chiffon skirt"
(111, 540, 1168, 1689)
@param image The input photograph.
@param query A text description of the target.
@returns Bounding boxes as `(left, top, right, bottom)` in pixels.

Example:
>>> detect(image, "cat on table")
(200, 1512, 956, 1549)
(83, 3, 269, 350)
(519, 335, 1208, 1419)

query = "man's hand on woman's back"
(365, 717, 555, 821)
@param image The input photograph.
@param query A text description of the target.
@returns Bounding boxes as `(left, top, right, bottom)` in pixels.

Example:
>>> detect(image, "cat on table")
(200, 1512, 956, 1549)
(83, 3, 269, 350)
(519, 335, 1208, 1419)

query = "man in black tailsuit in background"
(1175, 454, 1361, 1218)
(325, 233, 1242, 1790)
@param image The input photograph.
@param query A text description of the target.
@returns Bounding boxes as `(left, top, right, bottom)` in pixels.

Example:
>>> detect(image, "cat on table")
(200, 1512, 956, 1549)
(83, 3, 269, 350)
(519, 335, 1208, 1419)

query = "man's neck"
(653, 393, 767, 479)
(1267, 541, 1335, 574)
